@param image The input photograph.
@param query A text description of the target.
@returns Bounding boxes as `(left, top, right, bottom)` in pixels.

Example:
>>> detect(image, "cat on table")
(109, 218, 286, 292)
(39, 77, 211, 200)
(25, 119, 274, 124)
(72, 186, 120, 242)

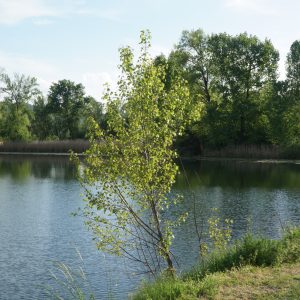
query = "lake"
(0, 156, 299, 299)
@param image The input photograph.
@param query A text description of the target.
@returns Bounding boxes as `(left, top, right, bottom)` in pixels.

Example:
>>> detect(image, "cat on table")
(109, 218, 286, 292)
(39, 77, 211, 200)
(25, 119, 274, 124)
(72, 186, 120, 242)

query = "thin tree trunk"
(150, 199, 174, 275)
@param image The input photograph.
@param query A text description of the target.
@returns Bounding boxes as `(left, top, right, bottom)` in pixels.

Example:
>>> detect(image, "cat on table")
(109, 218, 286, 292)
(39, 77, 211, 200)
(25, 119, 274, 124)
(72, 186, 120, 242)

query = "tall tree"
(32, 96, 53, 140)
(0, 73, 40, 111)
(77, 31, 198, 275)
(175, 29, 213, 104)
(172, 30, 279, 147)
(280, 40, 300, 145)
(47, 80, 86, 139)
(0, 73, 41, 141)
(80, 96, 106, 132)
(208, 33, 279, 143)
(286, 40, 300, 91)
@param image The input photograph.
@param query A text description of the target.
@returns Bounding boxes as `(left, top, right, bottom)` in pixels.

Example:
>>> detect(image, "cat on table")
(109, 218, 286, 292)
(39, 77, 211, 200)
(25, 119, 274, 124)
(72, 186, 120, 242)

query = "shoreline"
(0, 152, 86, 156)
(182, 156, 300, 164)
(0, 152, 72, 156)
(0, 141, 299, 159)
(1, 152, 300, 164)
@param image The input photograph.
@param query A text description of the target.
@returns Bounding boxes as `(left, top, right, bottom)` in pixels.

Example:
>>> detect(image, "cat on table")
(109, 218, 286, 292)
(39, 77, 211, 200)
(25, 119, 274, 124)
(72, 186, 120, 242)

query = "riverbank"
(0, 141, 299, 159)
(134, 263, 300, 299)
(0, 139, 300, 160)
(200, 144, 300, 159)
(132, 227, 300, 300)
(0, 140, 89, 154)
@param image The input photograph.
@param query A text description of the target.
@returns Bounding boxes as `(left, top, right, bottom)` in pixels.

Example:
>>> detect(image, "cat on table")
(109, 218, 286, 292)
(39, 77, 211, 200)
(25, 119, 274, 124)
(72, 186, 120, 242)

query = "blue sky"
(0, 0, 299, 100)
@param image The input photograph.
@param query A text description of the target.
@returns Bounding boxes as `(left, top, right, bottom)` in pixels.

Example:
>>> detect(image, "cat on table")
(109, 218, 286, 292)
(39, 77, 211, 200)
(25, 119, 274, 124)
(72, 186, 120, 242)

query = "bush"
(186, 227, 300, 281)
(280, 227, 300, 263)
(133, 227, 300, 300)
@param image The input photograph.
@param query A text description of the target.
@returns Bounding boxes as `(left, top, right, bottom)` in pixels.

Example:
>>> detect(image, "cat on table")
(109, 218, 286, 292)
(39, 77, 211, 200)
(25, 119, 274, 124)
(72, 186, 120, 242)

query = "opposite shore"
(1, 140, 300, 160)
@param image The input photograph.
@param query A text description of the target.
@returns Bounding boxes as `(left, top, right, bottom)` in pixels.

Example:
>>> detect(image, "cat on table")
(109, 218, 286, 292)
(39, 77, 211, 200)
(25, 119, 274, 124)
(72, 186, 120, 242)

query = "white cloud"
(224, 0, 278, 15)
(32, 18, 54, 26)
(82, 72, 116, 101)
(75, 8, 122, 21)
(0, 50, 119, 101)
(0, 0, 123, 25)
(0, 51, 60, 95)
(0, 51, 58, 76)
(0, 0, 59, 25)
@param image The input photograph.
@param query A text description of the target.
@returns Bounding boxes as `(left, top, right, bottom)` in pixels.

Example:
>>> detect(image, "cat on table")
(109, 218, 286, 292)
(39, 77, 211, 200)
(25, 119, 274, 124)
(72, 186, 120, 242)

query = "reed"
(0, 139, 89, 154)
(201, 144, 300, 159)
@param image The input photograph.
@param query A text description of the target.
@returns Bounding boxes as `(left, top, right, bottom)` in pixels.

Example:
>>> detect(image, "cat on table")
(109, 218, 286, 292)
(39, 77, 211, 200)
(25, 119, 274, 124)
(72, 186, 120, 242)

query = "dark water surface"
(0, 156, 299, 299)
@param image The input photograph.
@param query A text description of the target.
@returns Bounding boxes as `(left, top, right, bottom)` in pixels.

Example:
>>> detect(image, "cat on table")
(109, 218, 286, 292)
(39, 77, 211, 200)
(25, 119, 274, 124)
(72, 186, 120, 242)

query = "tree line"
(0, 76, 105, 141)
(0, 29, 299, 153)
(156, 30, 300, 152)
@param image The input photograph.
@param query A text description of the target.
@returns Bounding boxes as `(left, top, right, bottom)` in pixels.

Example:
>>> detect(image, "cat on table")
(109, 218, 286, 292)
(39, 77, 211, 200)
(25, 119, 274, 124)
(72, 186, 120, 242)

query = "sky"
(0, 0, 299, 101)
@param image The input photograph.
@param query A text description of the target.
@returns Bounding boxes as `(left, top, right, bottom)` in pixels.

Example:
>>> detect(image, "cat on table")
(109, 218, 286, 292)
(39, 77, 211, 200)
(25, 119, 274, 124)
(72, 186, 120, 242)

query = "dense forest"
(0, 29, 299, 155)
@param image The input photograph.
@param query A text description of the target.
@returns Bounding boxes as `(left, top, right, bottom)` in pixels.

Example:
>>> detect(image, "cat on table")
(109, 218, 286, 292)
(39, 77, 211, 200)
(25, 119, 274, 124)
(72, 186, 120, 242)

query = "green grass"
(132, 227, 300, 300)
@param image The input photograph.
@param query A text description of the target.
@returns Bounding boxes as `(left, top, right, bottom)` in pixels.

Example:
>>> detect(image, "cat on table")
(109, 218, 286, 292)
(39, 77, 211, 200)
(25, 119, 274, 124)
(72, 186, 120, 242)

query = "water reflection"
(0, 156, 299, 298)
(171, 159, 300, 270)
(0, 155, 77, 181)
(176, 159, 300, 189)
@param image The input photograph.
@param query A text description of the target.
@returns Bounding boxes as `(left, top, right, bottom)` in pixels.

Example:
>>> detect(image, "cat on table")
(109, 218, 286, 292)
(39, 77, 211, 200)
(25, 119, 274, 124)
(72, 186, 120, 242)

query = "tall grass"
(45, 249, 96, 300)
(1, 141, 299, 158)
(133, 227, 300, 300)
(46, 261, 95, 300)
(202, 144, 281, 159)
(185, 226, 300, 281)
(186, 235, 281, 281)
(202, 144, 300, 159)
(0, 139, 89, 154)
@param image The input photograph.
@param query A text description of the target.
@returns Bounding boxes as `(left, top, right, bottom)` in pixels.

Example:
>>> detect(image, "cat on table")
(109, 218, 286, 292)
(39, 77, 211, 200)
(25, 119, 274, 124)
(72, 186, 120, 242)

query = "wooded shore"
(1, 140, 299, 159)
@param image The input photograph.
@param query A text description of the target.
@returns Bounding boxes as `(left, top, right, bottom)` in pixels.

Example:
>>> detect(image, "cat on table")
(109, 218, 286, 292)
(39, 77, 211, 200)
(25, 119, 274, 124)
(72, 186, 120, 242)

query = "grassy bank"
(132, 227, 300, 300)
(201, 144, 300, 159)
(0, 140, 89, 154)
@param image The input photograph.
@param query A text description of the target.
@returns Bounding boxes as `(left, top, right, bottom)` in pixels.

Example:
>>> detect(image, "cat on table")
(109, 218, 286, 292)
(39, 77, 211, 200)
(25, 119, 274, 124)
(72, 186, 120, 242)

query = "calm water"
(0, 156, 300, 299)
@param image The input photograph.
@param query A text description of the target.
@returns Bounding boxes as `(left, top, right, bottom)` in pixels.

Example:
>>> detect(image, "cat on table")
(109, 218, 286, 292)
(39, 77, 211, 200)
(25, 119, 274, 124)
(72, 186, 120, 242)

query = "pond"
(0, 155, 299, 299)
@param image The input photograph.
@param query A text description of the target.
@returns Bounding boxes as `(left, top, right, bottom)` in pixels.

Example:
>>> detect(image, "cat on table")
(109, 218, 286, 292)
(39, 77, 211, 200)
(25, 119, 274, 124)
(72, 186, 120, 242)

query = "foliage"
(197, 209, 233, 258)
(206, 209, 233, 253)
(171, 30, 279, 148)
(79, 96, 106, 135)
(286, 40, 300, 88)
(31, 96, 53, 140)
(0, 72, 40, 141)
(46, 80, 87, 139)
(133, 227, 300, 300)
(187, 227, 300, 281)
(280, 40, 300, 146)
(280, 226, 300, 263)
(0, 73, 40, 107)
(132, 277, 196, 300)
(0, 103, 32, 141)
(135, 266, 300, 300)
(76, 30, 199, 275)
(175, 29, 212, 104)
(0, 30, 299, 155)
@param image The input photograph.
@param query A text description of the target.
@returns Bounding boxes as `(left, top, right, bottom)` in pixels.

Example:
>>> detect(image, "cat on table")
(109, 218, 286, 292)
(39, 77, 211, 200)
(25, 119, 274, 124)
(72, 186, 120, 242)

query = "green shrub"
(131, 279, 196, 300)
(133, 227, 300, 300)
(280, 227, 300, 263)
(185, 229, 300, 281)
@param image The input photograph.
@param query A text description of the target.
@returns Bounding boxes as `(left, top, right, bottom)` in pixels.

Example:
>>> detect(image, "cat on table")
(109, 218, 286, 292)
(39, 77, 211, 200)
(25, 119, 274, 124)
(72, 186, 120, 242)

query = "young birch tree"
(77, 31, 200, 275)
